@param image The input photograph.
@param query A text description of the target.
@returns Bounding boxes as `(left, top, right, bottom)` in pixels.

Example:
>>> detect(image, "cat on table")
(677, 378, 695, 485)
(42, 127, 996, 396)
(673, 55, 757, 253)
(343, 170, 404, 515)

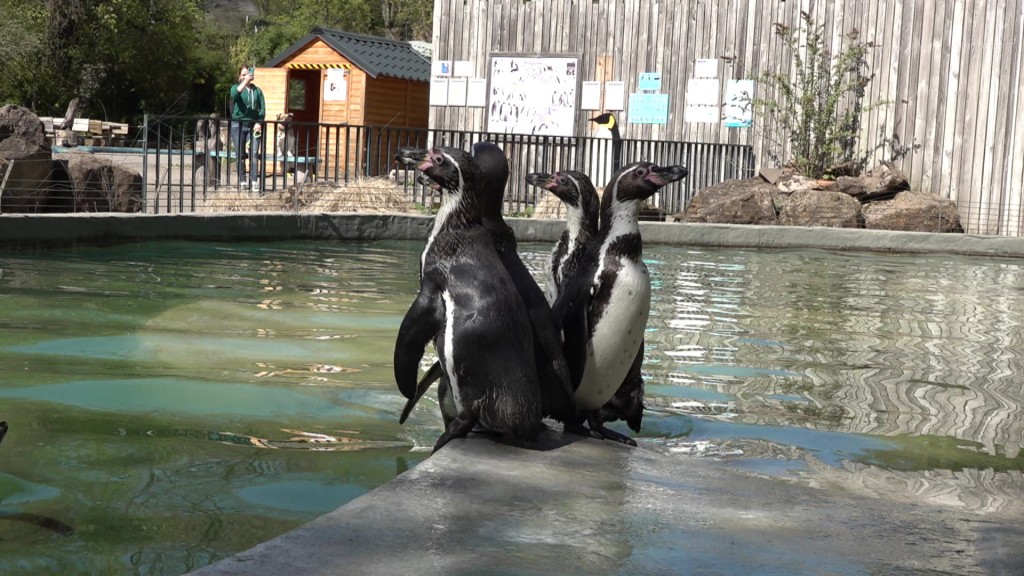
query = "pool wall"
(3, 212, 1024, 257)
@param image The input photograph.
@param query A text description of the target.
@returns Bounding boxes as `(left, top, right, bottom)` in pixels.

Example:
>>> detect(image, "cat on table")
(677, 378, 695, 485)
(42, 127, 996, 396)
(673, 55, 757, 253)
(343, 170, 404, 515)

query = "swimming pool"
(1, 240, 1021, 575)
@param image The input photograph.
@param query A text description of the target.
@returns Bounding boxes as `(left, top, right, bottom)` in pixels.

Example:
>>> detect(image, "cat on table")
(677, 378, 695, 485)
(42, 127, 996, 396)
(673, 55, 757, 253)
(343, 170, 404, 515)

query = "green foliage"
(0, 0, 433, 122)
(753, 11, 890, 179)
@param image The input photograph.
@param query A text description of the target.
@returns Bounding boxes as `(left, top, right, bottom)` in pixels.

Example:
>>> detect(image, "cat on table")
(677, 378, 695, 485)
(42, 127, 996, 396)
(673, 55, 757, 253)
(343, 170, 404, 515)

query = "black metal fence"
(140, 114, 755, 216)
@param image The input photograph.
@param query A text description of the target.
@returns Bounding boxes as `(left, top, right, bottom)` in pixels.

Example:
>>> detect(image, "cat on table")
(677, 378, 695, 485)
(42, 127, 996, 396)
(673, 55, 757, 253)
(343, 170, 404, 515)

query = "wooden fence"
(430, 0, 1024, 236)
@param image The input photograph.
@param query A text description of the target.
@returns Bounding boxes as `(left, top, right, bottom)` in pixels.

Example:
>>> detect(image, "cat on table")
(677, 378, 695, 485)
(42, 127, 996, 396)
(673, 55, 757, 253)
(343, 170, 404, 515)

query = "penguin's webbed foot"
(432, 412, 478, 453)
(587, 413, 637, 447)
(564, 420, 603, 440)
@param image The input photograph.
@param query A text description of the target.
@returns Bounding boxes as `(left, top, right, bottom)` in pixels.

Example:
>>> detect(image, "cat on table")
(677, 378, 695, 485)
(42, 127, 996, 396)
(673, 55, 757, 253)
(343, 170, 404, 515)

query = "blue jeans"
(231, 121, 261, 185)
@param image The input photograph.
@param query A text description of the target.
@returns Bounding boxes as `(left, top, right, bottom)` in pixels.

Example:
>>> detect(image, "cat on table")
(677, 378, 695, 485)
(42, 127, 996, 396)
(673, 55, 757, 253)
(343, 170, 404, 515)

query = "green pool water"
(1, 240, 1022, 575)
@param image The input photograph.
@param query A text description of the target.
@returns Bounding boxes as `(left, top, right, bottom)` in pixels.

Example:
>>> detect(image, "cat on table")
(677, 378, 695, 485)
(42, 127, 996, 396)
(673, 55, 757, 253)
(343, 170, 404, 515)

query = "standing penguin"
(527, 168, 644, 436)
(554, 161, 689, 445)
(400, 143, 576, 427)
(393, 146, 545, 451)
(524, 170, 601, 304)
(470, 141, 576, 424)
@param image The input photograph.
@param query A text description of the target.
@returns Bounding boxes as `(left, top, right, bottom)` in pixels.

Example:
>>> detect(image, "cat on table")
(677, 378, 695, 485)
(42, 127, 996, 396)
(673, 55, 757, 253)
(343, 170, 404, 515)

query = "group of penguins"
(392, 142, 688, 452)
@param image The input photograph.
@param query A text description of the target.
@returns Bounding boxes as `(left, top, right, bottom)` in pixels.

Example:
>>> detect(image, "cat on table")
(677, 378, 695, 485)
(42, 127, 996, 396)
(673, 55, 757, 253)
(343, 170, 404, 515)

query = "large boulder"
(59, 152, 143, 212)
(0, 104, 53, 213)
(674, 177, 778, 224)
(778, 190, 863, 228)
(862, 191, 963, 233)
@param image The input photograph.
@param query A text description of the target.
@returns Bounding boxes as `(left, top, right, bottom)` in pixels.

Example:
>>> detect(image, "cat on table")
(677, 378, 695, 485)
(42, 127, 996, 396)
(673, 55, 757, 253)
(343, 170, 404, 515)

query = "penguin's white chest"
(440, 290, 463, 414)
(575, 260, 650, 411)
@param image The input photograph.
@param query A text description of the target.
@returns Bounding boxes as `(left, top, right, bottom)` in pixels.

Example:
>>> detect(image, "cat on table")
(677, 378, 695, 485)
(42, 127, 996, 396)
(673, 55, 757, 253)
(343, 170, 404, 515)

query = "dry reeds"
(195, 176, 429, 214)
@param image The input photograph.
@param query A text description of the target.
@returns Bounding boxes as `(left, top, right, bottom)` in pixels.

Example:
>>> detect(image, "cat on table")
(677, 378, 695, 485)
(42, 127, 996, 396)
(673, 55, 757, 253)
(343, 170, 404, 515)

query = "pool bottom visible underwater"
(1, 239, 1022, 576)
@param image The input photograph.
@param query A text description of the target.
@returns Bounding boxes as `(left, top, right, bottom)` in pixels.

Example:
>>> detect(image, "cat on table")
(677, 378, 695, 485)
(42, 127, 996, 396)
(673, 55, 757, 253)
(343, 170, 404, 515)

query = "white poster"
(453, 61, 474, 77)
(323, 69, 347, 101)
(694, 58, 719, 78)
(467, 78, 488, 107)
(430, 78, 449, 106)
(724, 79, 755, 128)
(580, 81, 602, 110)
(487, 55, 579, 137)
(448, 77, 467, 106)
(686, 78, 720, 106)
(432, 60, 452, 77)
(604, 81, 625, 111)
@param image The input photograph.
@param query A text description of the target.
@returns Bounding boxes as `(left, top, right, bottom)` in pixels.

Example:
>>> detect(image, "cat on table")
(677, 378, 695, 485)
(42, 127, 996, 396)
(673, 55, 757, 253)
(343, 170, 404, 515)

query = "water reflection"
(1, 241, 1022, 575)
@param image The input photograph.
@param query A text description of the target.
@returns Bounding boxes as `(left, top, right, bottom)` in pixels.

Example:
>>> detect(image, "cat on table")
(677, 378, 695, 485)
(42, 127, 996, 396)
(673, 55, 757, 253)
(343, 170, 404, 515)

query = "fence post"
(142, 114, 149, 213)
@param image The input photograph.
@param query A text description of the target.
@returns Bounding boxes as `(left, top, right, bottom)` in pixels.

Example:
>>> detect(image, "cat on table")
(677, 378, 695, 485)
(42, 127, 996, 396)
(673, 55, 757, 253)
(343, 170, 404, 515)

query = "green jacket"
(230, 83, 265, 121)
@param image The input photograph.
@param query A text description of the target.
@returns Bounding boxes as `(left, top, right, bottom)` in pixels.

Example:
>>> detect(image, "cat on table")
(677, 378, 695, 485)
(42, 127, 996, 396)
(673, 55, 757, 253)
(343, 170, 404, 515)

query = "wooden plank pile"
(40, 116, 130, 147)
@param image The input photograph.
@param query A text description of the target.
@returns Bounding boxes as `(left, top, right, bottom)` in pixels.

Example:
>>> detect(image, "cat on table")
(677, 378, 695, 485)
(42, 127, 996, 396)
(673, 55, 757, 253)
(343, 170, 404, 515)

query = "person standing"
(230, 65, 266, 192)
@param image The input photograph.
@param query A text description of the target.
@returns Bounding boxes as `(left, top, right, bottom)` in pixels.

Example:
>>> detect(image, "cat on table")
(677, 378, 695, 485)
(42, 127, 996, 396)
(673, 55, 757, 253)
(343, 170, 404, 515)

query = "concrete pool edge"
(184, 433, 1019, 576)
(2, 212, 1024, 257)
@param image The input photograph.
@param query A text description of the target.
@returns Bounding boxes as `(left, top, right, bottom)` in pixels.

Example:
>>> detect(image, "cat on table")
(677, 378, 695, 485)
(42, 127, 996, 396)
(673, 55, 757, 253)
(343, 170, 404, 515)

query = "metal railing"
(138, 114, 756, 216)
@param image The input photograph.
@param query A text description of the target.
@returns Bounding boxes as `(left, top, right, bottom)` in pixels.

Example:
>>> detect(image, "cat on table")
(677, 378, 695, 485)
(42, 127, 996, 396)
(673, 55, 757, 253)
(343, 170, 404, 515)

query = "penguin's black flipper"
(600, 342, 645, 432)
(551, 260, 597, 390)
(394, 283, 444, 400)
(398, 361, 444, 424)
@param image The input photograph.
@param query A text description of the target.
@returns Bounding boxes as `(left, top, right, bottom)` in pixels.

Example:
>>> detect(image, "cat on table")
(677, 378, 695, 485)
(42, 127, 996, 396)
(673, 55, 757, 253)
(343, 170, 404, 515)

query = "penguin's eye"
(556, 176, 566, 185)
(635, 168, 647, 177)
(431, 154, 444, 165)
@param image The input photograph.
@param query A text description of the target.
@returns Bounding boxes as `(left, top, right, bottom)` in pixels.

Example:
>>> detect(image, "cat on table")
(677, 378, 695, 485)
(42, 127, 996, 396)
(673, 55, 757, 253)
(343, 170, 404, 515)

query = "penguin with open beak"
(552, 161, 689, 445)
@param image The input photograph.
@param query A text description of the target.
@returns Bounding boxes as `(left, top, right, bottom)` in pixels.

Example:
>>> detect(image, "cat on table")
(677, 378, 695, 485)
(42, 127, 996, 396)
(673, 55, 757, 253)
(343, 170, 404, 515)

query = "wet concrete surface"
(187, 431, 1020, 576)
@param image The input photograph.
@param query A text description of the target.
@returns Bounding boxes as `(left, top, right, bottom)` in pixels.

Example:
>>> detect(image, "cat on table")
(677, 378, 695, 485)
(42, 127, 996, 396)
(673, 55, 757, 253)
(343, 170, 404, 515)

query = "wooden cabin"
(257, 27, 431, 177)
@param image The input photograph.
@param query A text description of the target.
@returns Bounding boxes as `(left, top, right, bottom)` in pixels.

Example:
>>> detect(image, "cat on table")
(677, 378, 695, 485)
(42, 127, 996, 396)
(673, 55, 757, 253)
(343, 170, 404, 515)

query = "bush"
(754, 11, 898, 179)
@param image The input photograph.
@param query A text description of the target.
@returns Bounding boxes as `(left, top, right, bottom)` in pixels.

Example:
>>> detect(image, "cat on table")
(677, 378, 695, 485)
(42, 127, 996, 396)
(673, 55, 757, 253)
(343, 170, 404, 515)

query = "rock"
(860, 161, 910, 202)
(777, 174, 819, 194)
(862, 191, 963, 233)
(778, 190, 863, 228)
(836, 176, 867, 198)
(0, 105, 53, 213)
(674, 177, 777, 224)
(759, 167, 785, 185)
(0, 104, 47, 148)
(59, 152, 143, 212)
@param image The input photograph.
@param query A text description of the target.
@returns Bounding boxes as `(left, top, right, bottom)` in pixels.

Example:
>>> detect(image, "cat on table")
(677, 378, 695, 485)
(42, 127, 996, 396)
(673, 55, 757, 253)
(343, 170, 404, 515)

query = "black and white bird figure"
(392, 146, 546, 452)
(589, 112, 623, 186)
(524, 170, 601, 305)
(553, 161, 689, 445)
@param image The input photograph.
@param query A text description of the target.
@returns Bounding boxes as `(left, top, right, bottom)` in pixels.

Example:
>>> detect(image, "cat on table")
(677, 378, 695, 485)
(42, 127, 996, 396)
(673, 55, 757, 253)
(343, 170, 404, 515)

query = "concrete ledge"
(186, 434, 1010, 575)
(3, 213, 1024, 258)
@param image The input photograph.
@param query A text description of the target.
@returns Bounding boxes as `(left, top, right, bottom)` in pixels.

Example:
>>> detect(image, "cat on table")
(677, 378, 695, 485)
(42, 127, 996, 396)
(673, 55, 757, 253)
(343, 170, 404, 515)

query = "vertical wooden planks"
(1007, 3, 1024, 235)
(938, 0, 965, 202)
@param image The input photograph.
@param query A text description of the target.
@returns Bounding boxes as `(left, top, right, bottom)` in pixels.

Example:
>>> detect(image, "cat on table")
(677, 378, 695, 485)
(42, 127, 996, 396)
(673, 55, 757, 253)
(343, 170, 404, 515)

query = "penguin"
(0, 421, 6, 445)
(470, 141, 576, 424)
(393, 146, 545, 452)
(399, 143, 576, 428)
(553, 161, 689, 445)
(524, 170, 601, 304)
(526, 169, 644, 436)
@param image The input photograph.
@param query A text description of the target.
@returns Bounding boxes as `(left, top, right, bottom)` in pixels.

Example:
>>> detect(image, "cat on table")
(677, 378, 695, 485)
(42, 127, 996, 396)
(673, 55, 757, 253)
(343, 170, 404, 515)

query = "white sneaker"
(238, 179, 249, 191)
(251, 181, 261, 193)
